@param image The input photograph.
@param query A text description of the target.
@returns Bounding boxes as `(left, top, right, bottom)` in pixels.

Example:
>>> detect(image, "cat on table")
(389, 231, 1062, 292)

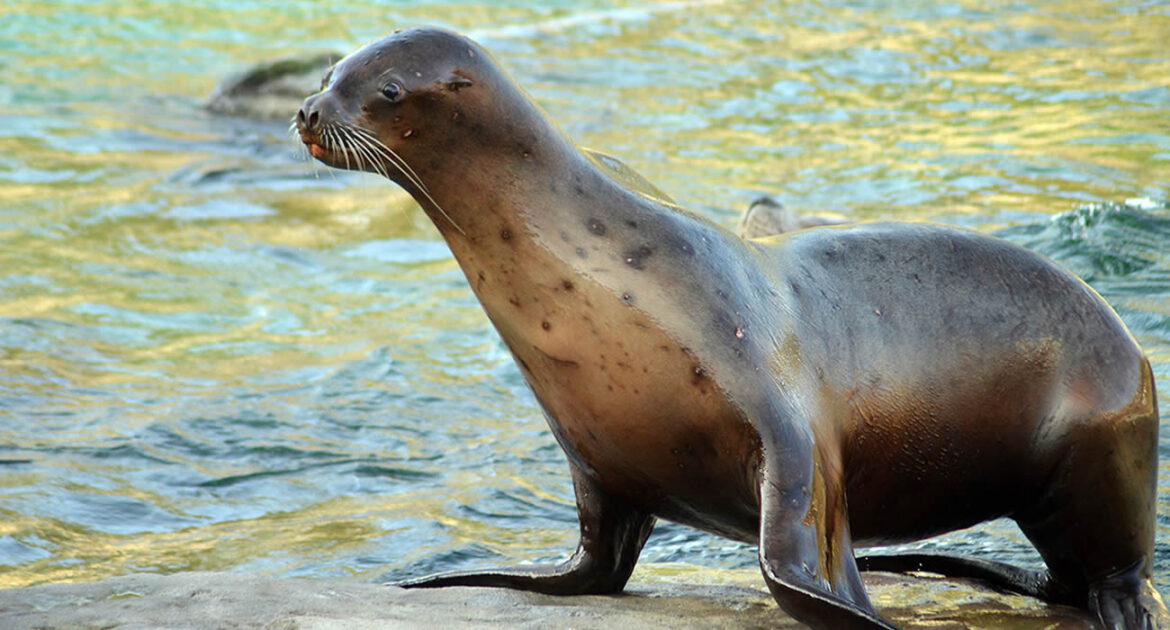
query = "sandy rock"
(0, 568, 1095, 629)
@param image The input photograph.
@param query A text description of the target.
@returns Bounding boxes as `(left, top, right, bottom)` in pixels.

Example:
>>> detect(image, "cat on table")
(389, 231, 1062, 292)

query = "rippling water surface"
(2, 0, 1170, 599)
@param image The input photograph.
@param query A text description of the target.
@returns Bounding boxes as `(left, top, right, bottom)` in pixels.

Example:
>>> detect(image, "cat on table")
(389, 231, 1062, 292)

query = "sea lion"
(739, 195, 847, 239)
(294, 26, 1167, 629)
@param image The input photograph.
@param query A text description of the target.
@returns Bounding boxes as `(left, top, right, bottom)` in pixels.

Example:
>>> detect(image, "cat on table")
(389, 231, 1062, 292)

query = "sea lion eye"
(381, 82, 403, 101)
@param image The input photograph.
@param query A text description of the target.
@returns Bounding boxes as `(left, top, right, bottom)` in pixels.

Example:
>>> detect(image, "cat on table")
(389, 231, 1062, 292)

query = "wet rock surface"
(0, 569, 1095, 629)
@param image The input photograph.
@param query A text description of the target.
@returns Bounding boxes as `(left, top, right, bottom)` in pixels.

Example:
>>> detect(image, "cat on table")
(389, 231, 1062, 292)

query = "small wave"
(996, 198, 1170, 283)
(996, 198, 1170, 345)
(455, 487, 576, 525)
(352, 464, 438, 481)
(391, 543, 507, 581)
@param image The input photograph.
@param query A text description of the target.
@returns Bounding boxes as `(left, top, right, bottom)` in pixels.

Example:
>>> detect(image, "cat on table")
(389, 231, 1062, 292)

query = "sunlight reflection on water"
(1, 0, 1168, 600)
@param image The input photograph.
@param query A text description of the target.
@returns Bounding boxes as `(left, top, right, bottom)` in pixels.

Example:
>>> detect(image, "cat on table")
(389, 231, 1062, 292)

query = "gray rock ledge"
(0, 569, 1094, 629)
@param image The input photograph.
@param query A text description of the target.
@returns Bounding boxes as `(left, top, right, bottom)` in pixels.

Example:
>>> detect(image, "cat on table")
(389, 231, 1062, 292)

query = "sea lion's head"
(295, 27, 539, 191)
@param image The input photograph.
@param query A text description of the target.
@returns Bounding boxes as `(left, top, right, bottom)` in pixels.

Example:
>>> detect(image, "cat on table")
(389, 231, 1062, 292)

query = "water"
(2, 0, 1169, 600)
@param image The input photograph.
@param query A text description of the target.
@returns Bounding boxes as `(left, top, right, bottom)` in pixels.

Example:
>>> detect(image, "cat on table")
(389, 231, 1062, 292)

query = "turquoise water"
(2, 0, 1170, 602)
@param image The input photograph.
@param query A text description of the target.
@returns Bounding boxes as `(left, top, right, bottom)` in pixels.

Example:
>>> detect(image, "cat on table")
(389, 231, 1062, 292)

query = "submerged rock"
(206, 52, 340, 120)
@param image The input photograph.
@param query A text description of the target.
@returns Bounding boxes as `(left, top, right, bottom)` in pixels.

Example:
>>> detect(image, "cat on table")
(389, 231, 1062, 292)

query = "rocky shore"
(0, 567, 1094, 629)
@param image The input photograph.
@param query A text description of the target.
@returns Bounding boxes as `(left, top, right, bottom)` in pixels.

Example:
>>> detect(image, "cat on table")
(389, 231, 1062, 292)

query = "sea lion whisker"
(351, 129, 424, 188)
(344, 127, 392, 179)
(352, 127, 465, 235)
(353, 127, 434, 196)
(348, 129, 391, 178)
(353, 131, 447, 210)
(407, 177, 464, 235)
(350, 129, 413, 176)
(319, 129, 339, 180)
(318, 123, 363, 176)
(288, 118, 321, 178)
(345, 135, 375, 175)
(340, 128, 361, 174)
(348, 127, 422, 187)
(343, 128, 376, 176)
(328, 126, 354, 172)
(322, 126, 337, 155)
(404, 171, 464, 235)
(338, 127, 371, 174)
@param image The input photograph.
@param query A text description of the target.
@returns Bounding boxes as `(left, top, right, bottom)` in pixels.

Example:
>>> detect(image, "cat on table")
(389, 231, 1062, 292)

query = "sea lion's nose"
(297, 93, 325, 131)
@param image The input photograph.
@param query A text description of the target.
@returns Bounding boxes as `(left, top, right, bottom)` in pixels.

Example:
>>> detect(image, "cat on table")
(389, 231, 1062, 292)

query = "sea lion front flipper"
(757, 443, 897, 629)
(395, 462, 655, 595)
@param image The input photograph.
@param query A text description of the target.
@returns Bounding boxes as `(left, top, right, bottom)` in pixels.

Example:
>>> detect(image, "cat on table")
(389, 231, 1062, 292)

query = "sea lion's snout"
(297, 91, 337, 134)
(295, 98, 319, 132)
(296, 91, 344, 160)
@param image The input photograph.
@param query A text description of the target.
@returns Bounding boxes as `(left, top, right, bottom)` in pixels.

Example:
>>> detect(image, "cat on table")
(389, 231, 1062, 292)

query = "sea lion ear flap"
(445, 73, 474, 92)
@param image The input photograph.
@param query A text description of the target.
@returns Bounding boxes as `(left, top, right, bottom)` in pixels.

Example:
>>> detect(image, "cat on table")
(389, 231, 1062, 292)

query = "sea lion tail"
(855, 552, 1074, 604)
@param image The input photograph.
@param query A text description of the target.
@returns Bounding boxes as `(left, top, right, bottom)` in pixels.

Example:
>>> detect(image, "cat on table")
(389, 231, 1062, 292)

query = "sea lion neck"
(412, 104, 639, 252)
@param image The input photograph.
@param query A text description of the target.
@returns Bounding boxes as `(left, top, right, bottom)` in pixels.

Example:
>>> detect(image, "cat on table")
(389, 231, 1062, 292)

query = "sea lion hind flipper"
(855, 552, 1068, 602)
(756, 447, 898, 629)
(394, 464, 655, 595)
(1087, 560, 1170, 630)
